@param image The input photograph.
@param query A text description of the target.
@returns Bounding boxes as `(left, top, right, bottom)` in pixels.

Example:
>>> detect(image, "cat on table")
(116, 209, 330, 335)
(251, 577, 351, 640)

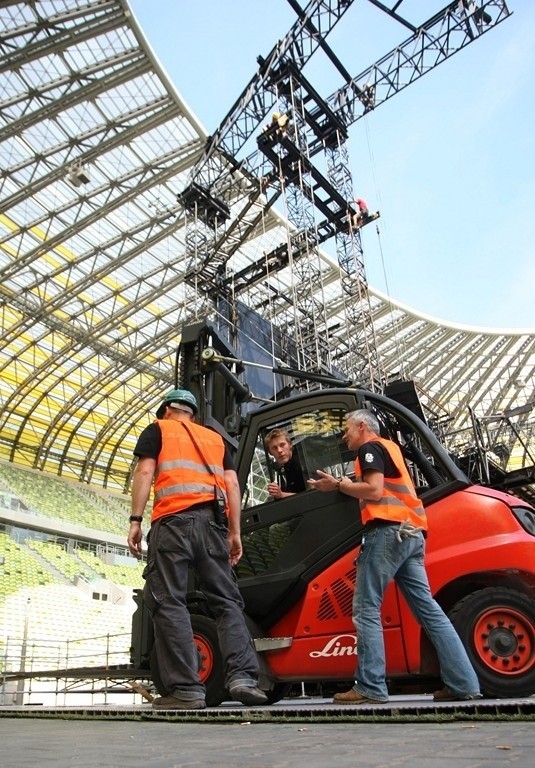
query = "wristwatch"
(129, 515, 143, 523)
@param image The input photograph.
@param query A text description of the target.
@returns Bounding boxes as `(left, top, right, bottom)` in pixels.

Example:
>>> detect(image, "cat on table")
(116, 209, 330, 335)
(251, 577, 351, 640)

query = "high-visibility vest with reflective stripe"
(355, 437, 427, 530)
(151, 419, 228, 523)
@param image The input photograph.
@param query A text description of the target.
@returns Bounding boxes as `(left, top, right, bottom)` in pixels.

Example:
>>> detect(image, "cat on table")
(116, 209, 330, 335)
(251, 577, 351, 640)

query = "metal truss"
(329, 0, 513, 125)
(180, 0, 513, 396)
(0, 0, 531, 494)
(182, 0, 512, 294)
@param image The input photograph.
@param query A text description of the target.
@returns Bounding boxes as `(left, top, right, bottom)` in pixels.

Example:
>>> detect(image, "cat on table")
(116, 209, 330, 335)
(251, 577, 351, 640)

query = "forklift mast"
(174, 319, 251, 445)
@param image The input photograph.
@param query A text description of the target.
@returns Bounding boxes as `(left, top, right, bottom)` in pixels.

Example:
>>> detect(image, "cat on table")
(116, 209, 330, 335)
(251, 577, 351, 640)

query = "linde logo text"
(309, 634, 357, 658)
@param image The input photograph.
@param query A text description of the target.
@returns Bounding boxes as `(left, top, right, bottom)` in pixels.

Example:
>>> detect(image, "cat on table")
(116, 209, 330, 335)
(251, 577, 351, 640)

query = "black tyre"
(449, 587, 535, 698)
(149, 614, 226, 705)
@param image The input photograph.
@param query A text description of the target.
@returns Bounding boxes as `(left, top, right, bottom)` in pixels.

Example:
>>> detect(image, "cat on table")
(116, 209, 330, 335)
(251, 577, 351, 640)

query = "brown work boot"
(433, 687, 481, 702)
(152, 694, 206, 710)
(333, 688, 387, 705)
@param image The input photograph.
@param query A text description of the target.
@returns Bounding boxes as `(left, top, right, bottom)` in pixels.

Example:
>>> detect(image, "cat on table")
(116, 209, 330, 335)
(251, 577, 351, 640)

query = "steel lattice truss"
(0, 0, 532, 492)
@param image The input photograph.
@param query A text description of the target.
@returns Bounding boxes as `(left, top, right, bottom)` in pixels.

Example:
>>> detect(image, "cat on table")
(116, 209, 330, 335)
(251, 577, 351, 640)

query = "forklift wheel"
(450, 587, 535, 698)
(149, 614, 227, 706)
(191, 614, 227, 706)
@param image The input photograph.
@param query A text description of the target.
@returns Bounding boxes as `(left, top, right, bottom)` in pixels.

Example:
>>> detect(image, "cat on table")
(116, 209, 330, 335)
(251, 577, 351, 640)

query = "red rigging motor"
(131, 381, 535, 706)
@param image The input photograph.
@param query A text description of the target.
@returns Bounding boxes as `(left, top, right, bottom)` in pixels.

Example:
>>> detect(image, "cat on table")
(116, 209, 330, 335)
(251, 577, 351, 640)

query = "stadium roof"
(0, 0, 533, 491)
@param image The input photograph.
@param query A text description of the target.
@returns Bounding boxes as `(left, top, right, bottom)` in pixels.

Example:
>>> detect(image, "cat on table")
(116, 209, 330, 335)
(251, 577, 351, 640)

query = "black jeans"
(144, 507, 259, 701)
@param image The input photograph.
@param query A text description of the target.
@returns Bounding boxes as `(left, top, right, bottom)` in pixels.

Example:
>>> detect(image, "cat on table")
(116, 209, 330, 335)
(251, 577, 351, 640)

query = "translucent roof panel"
(0, 0, 532, 491)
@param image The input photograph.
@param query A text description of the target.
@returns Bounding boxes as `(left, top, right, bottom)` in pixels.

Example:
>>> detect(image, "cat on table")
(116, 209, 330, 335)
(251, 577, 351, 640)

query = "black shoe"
(152, 694, 206, 710)
(230, 686, 268, 706)
(433, 687, 482, 702)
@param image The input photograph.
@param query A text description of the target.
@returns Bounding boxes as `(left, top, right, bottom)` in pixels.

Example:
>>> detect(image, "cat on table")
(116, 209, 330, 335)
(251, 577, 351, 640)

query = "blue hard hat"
(156, 389, 198, 418)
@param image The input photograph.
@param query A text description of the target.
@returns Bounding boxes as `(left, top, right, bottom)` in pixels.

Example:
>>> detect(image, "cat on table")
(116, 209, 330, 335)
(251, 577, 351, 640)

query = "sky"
(128, 0, 534, 331)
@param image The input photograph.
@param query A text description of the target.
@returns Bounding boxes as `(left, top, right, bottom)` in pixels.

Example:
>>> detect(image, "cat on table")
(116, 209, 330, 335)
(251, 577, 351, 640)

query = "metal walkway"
(2, 694, 534, 722)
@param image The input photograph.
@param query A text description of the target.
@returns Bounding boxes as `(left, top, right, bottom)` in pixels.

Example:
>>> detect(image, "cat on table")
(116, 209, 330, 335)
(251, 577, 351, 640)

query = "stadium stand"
(1, 583, 135, 672)
(76, 549, 144, 588)
(25, 540, 95, 584)
(0, 465, 145, 683)
(0, 462, 127, 537)
(0, 532, 56, 599)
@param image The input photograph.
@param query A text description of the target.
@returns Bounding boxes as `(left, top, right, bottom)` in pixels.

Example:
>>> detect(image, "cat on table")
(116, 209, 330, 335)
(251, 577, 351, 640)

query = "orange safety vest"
(152, 419, 228, 523)
(355, 437, 427, 531)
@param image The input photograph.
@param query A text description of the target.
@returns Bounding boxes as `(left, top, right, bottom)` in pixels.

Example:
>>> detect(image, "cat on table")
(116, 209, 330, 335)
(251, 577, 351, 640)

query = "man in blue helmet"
(128, 388, 267, 710)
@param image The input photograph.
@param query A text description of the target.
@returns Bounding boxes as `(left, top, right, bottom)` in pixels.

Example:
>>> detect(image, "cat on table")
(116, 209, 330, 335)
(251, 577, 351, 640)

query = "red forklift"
(131, 320, 535, 704)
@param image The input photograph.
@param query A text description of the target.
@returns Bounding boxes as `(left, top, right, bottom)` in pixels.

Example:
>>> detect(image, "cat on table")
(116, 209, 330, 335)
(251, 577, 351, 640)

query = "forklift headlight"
(511, 505, 535, 536)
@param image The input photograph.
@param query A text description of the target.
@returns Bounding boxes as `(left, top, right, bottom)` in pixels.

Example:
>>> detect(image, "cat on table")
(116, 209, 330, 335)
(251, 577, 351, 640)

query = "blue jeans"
(144, 507, 259, 701)
(352, 524, 480, 701)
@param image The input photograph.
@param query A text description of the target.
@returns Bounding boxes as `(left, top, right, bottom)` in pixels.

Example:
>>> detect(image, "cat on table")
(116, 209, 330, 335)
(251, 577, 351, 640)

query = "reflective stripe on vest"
(154, 482, 218, 501)
(158, 459, 225, 479)
(356, 437, 427, 530)
(152, 419, 228, 523)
